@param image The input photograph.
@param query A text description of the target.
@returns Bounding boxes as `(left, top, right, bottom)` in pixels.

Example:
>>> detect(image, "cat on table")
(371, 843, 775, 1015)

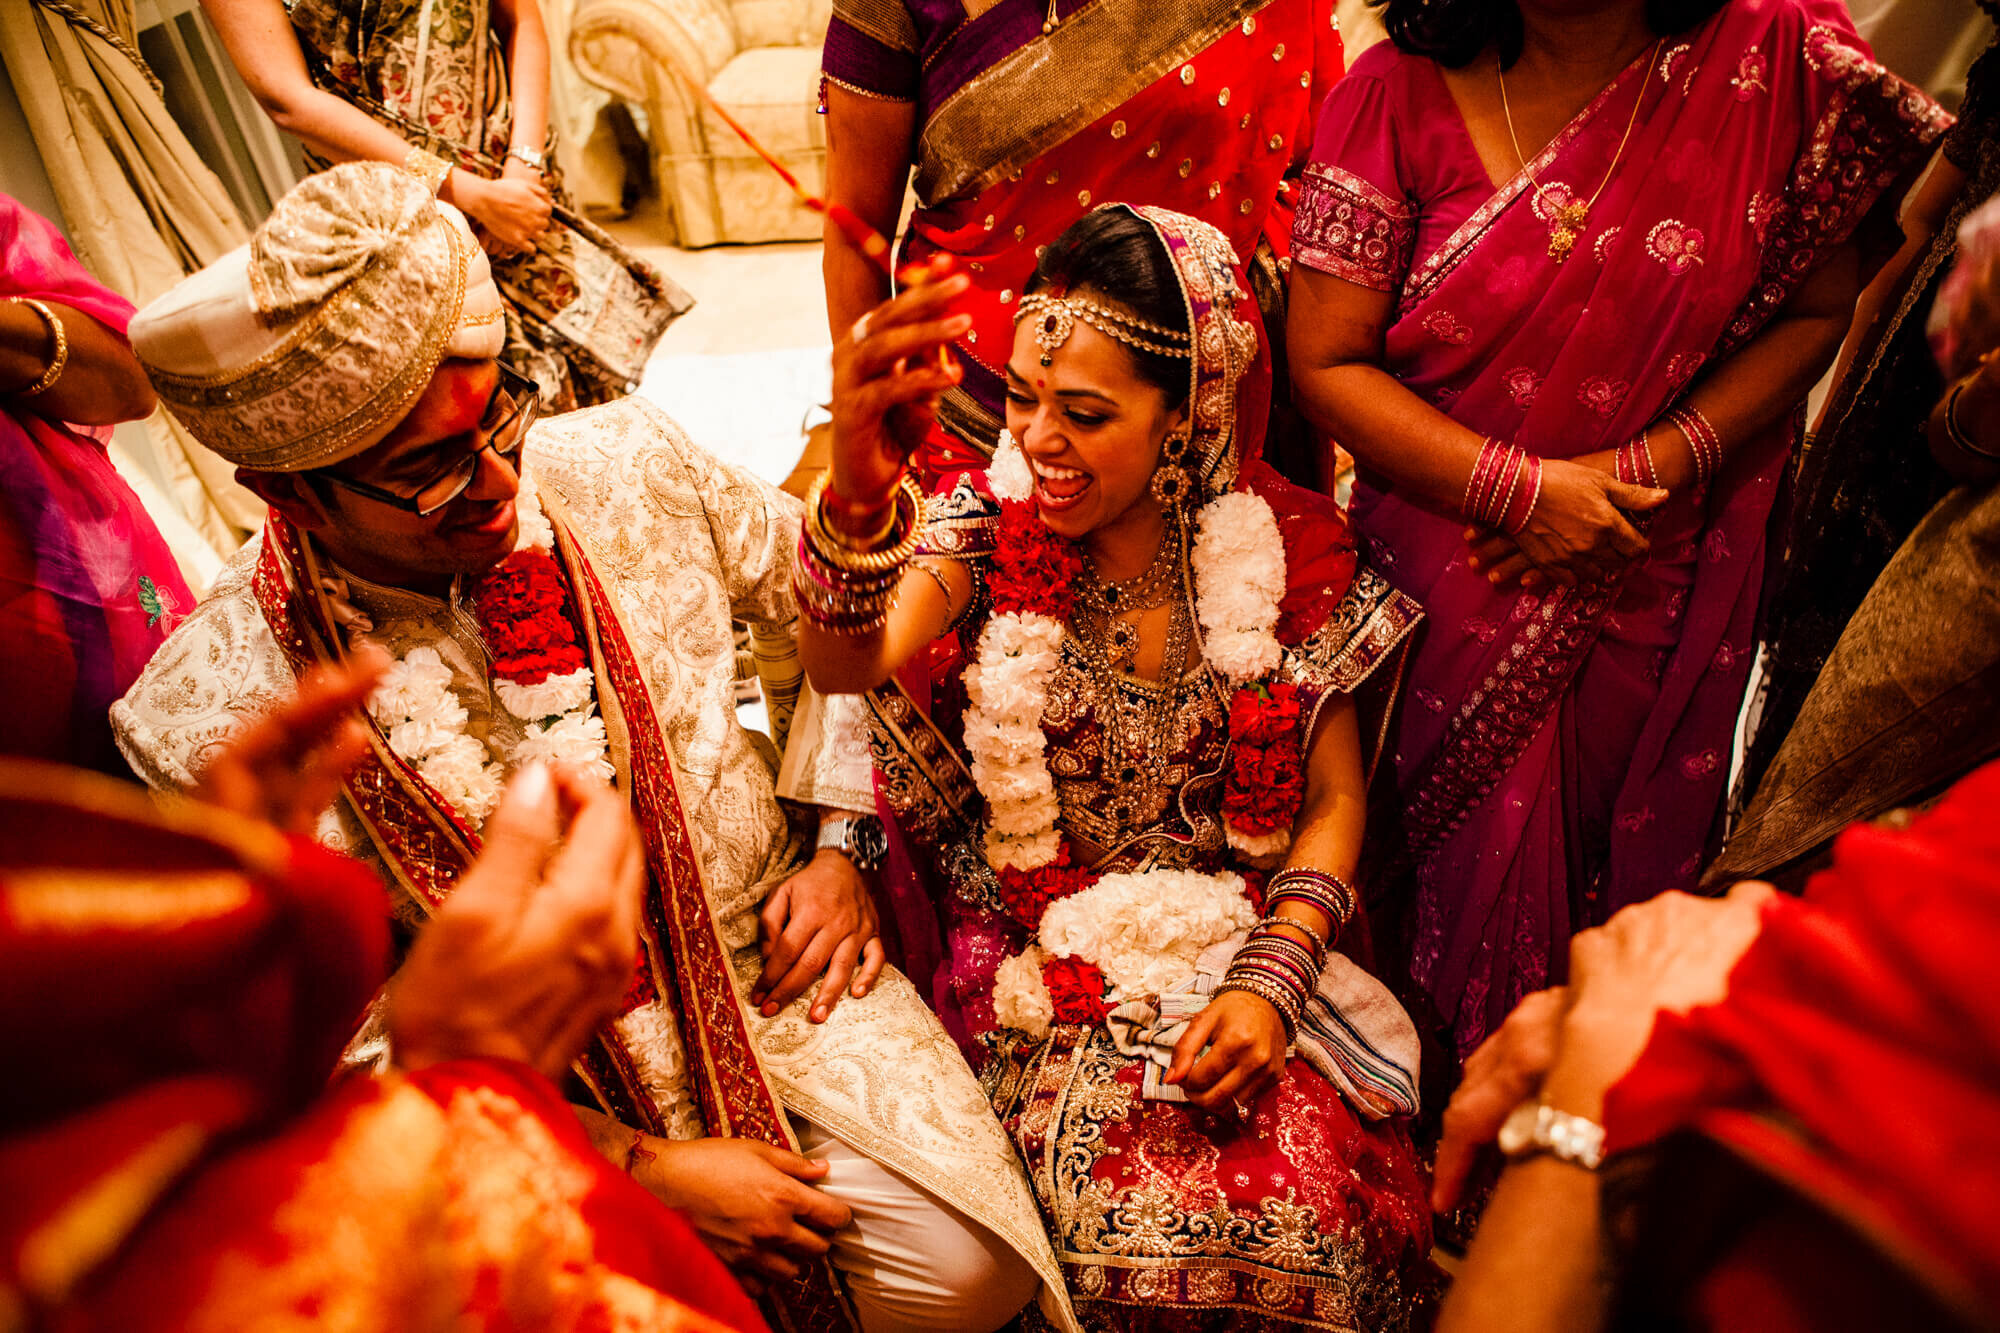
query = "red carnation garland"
(1221, 681, 1307, 838)
(472, 548, 589, 686)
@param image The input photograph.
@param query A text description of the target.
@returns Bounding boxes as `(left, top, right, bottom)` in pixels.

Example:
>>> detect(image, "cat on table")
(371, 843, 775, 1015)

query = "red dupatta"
(0, 761, 766, 1333)
(1605, 758, 2000, 1326)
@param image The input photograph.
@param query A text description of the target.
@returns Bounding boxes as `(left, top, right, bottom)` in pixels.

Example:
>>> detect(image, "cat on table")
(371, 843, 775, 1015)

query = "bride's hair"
(1024, 208, 1191, 409)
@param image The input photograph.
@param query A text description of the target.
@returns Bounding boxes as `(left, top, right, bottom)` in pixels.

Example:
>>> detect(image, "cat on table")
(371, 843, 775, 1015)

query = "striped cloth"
(1107, 935, 1420, 1119)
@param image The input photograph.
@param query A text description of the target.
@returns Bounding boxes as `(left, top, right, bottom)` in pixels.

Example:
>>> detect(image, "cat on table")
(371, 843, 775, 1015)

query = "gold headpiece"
(1015, 291, 1191, 366)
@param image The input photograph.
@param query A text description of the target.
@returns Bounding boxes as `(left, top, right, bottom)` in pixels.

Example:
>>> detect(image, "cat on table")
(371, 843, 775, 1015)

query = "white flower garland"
(1038, 867, 1257, 995)
(365, 468, 613, 828)
(967, 431, 1289, 870)
(990, 868, 1257, 1039)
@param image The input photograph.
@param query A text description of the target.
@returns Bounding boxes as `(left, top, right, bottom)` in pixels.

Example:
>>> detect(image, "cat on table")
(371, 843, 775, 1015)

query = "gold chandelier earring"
(1150, 429, 1193, 508)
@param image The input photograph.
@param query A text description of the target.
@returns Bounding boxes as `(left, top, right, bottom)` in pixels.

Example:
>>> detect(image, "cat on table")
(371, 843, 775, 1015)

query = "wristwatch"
(817, 813, 887, 872)
(504, 143, 547, 171)
(1497, 1100, 1606, 1171)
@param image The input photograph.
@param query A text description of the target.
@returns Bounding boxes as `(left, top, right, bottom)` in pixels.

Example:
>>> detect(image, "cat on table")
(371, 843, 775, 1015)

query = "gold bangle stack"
(795, 473, 926, 634)
(8, 297, 68, 397)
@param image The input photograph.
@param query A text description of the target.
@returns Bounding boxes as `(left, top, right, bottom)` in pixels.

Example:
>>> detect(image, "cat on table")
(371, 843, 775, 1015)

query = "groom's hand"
(753, 849, 886, 1023)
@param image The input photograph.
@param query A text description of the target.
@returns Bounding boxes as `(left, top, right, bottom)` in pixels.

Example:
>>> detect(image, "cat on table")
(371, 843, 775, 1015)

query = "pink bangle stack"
(1463, 436, 1544, 534)
(1663, 405, 1722, 483)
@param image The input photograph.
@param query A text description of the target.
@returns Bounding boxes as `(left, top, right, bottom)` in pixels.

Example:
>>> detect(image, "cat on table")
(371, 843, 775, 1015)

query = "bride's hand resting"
(827, 256, 969, 528)
(1465, 454, 1664, 589)
(1164, 990, 1289, 1112)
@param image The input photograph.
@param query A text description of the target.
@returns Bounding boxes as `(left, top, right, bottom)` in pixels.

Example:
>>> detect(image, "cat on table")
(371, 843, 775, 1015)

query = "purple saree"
(1292, 0, 1947, 1057)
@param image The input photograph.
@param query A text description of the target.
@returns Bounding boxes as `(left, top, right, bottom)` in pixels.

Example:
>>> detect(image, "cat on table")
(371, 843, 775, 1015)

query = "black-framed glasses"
(312, 363, 541, 516)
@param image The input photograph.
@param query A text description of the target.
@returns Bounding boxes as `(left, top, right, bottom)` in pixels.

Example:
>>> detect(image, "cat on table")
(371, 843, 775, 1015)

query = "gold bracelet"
(804, 474, 926, 575)
(400, 144, 452, 195)
(9, 297, 67, 397)
(1945, 372, 2000, 460)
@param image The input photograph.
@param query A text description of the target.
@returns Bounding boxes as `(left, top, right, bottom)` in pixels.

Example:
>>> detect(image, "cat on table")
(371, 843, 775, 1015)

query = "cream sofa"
(569, 0, 832, 247)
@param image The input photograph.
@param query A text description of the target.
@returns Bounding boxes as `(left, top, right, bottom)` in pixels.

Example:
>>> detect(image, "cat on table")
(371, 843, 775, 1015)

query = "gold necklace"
(1498, 38, 1662, 263)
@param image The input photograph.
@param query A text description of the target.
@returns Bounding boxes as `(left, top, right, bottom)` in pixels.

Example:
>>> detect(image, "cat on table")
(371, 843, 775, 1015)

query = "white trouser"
(791, 1114, 1042, 1333)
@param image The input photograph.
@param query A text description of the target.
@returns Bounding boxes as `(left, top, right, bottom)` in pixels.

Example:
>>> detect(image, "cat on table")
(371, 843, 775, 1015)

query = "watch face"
(847, 818, 889, 870)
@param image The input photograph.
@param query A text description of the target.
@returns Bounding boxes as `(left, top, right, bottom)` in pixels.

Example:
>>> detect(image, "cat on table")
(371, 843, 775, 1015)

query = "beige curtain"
(0, 0, 263, 562)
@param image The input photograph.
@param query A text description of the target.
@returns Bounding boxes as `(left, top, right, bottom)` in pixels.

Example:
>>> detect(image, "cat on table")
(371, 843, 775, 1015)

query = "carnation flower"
(415, 732, 504, 823)
(513, 708, 615, 783)
(1037, 868, 1257, 997)
(496, 666, 595, 721)
(985, 826, 1061, 871)
(513, 469, 556, 551)
(1193, 490, 1285, 687)
(987, 430, 1035, 502)
(1042, 954, 1111, 1025)
(991, 946, 1054, 1039)
(997, 839, 1097, 930)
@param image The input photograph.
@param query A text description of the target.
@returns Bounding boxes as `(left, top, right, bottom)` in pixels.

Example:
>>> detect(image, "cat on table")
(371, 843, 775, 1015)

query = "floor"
(610, 205, 835, 489)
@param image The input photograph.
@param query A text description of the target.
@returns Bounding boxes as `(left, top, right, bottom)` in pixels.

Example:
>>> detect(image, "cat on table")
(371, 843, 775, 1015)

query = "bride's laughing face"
(1003, 308, 1189, 543)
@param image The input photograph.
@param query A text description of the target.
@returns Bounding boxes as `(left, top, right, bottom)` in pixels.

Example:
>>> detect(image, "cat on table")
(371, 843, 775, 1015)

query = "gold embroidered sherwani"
(111, 397, 1073, 1328)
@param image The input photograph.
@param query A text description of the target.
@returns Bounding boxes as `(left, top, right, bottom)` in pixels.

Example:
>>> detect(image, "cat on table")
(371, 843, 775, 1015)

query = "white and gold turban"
(130, 162, 507, 472)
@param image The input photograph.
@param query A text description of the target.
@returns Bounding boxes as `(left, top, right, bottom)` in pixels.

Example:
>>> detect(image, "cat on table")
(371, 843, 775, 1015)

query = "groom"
(110, 163, 1066, 1333)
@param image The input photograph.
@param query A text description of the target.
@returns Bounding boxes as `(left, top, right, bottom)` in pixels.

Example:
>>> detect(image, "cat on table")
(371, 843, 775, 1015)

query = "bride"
(797, 204, 1436, 1328)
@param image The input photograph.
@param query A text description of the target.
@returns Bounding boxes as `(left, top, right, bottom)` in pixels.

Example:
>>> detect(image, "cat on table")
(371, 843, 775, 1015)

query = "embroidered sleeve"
(1292, 163, 1418, 292)
(1291, 68, 1417, 291)
(822, 0, 919, 103)
(1280, 566, 1422, 733)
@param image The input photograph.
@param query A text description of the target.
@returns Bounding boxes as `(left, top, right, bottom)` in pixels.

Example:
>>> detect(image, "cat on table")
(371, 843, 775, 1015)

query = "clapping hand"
(1430, 882, 1776, 1213)
(390, 763, 645, 1079)
(192, 649, 387, 834)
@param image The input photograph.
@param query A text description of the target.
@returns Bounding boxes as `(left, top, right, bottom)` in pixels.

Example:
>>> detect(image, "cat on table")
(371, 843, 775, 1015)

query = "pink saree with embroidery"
(1291, 0, 1946, 1058)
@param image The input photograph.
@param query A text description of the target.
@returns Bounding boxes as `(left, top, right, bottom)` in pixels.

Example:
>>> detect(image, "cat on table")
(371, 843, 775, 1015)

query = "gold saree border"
(913, 0, 1277, 206)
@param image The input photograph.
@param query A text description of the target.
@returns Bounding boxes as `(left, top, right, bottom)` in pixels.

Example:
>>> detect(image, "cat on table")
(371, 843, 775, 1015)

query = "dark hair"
(1024, 207, 1190, 408)
(1372, 0, 1730, 69)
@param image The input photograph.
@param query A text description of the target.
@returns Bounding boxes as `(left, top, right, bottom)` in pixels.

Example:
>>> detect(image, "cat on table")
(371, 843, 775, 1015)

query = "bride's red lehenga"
(867, 206, 1438, 1330)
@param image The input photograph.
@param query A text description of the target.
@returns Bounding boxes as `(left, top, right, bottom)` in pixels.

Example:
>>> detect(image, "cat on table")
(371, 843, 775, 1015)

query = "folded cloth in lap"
(1106, 936, 1421, 1118)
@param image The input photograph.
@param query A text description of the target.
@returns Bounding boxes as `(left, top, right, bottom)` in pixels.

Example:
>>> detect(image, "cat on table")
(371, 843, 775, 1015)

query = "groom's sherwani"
(113, 397, 1071, 1329)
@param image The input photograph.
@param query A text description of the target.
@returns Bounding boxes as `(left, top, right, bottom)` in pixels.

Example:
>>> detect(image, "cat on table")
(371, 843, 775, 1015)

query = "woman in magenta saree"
(0, 194, 192, 776)
(1286, 0, 1947, 1061)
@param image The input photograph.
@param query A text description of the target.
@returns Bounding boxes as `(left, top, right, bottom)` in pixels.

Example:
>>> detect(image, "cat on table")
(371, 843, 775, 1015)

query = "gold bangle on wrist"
(8, 297, 67, 397)
(805, 473, 926, 575)
(1945, 372, 2000, 460)
(400, 145, 452, 195)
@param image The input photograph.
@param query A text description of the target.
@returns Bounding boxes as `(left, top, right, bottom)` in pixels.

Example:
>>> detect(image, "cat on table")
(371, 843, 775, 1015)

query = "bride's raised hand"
(827, 256, 970, 531)
(1164, 990, 1289, 1113)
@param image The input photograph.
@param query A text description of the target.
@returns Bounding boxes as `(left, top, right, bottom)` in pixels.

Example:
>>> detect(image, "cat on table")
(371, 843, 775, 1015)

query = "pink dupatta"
(1296, 0, 1946, 1054)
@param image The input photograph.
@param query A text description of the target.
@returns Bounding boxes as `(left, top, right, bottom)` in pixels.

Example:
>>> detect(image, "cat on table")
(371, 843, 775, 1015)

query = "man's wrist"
(816, 810, 886, 871)
(1536, 1014, 1635, 1123)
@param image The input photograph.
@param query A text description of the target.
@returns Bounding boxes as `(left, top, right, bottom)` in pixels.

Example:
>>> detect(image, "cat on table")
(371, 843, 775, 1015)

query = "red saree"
(0, 760, 765, 1333)
(821, 0, 1343, 471)
(1293, 0, 1948, 1059)
(1603, 757, 2000, 1328)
